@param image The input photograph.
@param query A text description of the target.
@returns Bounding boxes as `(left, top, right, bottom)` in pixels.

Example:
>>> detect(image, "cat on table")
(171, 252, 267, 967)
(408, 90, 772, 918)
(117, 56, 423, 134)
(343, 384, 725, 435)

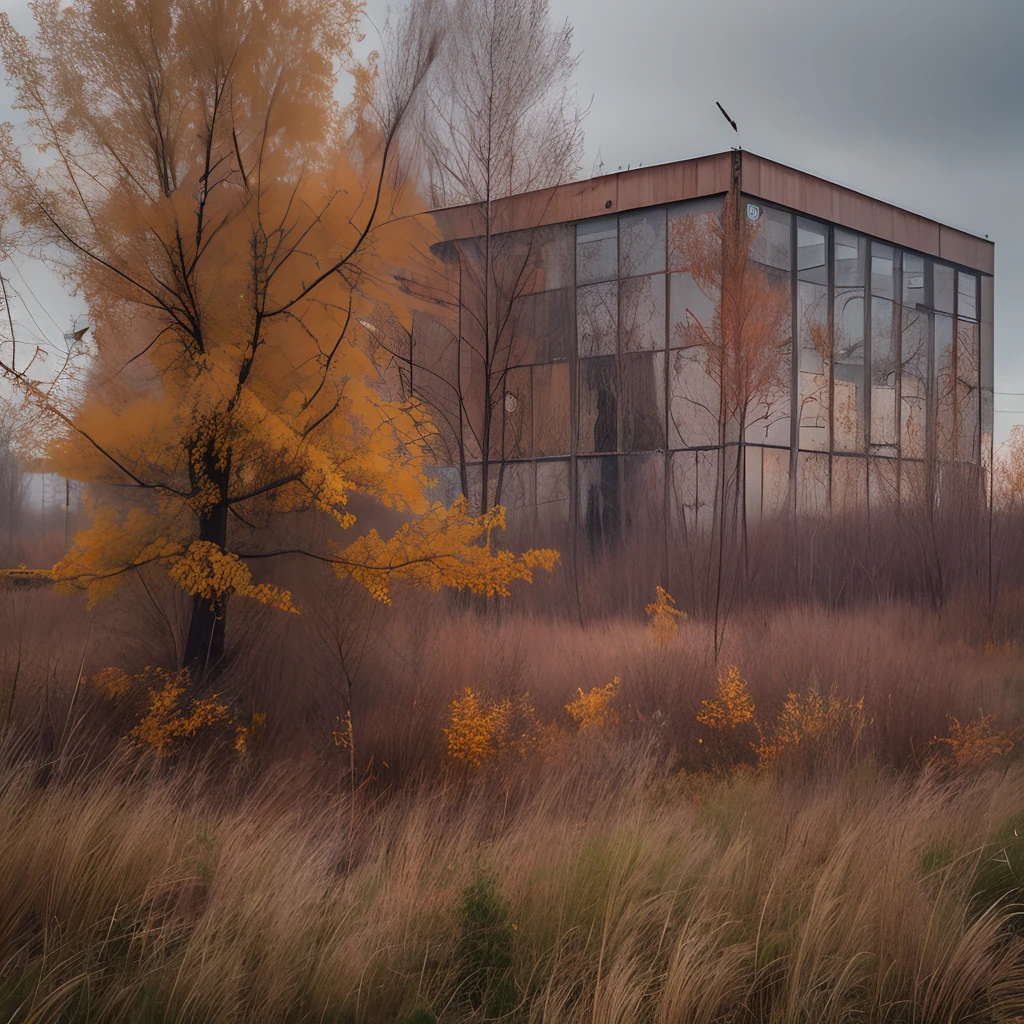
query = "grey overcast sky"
(3, 0, 1023, 437)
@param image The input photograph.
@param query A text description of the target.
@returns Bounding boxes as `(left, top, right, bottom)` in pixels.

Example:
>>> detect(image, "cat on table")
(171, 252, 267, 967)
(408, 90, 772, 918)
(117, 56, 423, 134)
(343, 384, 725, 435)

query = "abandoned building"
(399, 150, 994, 545)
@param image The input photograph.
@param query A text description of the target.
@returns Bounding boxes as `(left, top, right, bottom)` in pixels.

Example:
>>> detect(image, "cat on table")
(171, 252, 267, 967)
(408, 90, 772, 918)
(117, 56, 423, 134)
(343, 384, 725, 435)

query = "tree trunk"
(182, 493, 229, 676)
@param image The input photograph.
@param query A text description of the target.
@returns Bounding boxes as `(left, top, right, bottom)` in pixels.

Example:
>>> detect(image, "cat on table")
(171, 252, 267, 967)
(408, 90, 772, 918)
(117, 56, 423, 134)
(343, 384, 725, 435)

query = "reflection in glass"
(798, 219, 829, 452)
(957, 271, 978, 321)
(500, 365, 532, 460)
(667, 198, 723, 271)
(935, 313, 955, 460)
(901, 306, 928, 459)
(619, 209, 666, 278)
(669, 272, 716, 348)
(956, 319, 980, 463)
(833, 456, 867, 510)
(579, 356, 617, 454)
(536, 460, 570, 531)
(622, 454, 664, 533)
(870, 243, 896, 299)
(870, 297, 898, 448)
(748, 203, 792, 271)
(669, 347, 719, 449)
(510, 288, 573, 364)
(834, 231, 866, 452)
(620, 274, 666, 352)
(934, 263, 955, 315)
(834, 230, 866, 287)
(902, 253, 926, 308)
(532, 362, 571, 457)
(578, 455, 619, 550)
(576, 217, 618, 285)
(576, 282, 617, 357)
(622, 352, 665, 452)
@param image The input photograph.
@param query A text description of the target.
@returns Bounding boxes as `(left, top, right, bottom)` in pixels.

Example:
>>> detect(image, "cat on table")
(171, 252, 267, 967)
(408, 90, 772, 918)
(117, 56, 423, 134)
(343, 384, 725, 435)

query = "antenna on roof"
(716, 101, 738, 133)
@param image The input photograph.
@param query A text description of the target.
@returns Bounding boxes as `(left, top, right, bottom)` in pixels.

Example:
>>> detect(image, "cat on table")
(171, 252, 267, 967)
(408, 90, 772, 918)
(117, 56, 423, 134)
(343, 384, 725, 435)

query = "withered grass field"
(2, 515, 1024, 1023)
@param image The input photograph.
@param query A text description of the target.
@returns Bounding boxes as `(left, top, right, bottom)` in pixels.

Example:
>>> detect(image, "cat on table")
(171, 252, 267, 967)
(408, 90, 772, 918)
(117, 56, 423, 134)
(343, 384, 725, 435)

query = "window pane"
(620, 274, 666, 352)
(797, 220, 828, 282)
(834, 229, 866, 288)
(578, 455, 619, 550)
(934, 263, 955, 315)
(667, 197, 723, 271)
(871, 243, 896, 299)
(577, 281, 617, 357)
(797, 227, 830, 452)
(622, 454, 664, 533)
(956, 319, 980, 463)
(901, 306, 928, 458)
(748, 203, 792, 271)
(834, 285, 865, 451)
(745, 265, 792, 448)
(870, 297, 898, 448)
(579, 356, 617, 454)
(500, 366, 532, 459)
(902, 253, 926, 308)
(957, 271, 978, 321)
(619, 208, 666, 278)
(532, 362, 571, 456)
(669, 450, 697, 533)
(622, 352, 666, 451)
(935, 313, 955, 460)
(669, 347, 719, 448)
(576, 216, 618, 285)
(509, 287, 573, 364)
(669, 272, 716, 348)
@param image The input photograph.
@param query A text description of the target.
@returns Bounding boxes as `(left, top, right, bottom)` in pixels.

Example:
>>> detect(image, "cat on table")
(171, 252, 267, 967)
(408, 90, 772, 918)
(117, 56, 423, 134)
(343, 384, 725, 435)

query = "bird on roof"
(716, 101, 738, 132)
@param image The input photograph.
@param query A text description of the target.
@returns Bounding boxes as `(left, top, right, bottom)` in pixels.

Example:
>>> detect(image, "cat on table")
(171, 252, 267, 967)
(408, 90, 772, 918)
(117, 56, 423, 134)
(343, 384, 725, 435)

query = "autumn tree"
(0, 0, 556, 675)
(670, 181, 791, 655)
(375, 0, 585, 517)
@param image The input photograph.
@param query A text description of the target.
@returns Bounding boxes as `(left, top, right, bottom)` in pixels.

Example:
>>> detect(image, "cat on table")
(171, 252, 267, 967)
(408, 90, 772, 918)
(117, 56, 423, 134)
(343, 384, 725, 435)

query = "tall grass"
(1, 749, 1022, 1022)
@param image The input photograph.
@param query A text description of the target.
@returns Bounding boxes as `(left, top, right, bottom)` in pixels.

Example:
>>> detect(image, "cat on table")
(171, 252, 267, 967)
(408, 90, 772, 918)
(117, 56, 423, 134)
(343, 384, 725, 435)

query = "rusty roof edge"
(426, 149, 993, 270)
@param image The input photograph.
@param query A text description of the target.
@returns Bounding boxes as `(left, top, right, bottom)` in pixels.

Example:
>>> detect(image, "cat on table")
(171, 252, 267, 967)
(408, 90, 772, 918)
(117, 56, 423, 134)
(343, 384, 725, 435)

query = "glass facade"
(412, 185, 992, 542)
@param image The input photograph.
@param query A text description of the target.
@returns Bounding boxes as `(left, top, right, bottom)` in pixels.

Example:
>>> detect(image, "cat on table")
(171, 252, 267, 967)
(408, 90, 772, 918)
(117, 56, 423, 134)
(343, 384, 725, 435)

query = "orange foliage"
(0, 0, 556, 669)
(696, 665, 755, 730)
(91, 666, 246, 756)
(645, 586, 684, 644)
(930, 715, 1017, 771)
(565, 676, 620, 731)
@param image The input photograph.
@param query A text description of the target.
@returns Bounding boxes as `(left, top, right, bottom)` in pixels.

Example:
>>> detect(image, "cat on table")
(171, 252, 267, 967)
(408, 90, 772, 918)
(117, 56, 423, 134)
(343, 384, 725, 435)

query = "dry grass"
(0, 748, 1022, 1023)
(2, 507, 1024, 1021)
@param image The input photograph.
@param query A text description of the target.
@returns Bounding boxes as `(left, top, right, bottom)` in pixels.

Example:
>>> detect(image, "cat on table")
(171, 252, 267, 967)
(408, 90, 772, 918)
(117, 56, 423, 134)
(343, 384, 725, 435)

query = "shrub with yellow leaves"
(566, 676, 620, 731)
(645, 586, 685, 643)
(445, 688, 513, 767)
(91, 666, 247, 757)
(929, 714, 1018, 772)
(696, 665, 755, 730)
(751, 685, 868, 771)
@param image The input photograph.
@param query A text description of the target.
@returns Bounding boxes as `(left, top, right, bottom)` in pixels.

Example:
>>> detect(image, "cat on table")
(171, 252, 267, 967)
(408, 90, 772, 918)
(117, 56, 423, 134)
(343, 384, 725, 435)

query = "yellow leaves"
(696, 668, 867, 772)
(167, 541, 297, 612)
(332, 710, 353, 749)
(445, 689, 559, 767)
(91, 666, 244, 757)
(751, 685, 867, 771)
(566, 676, 620, 731)
(696, 665, 755, 730)
(90, 667, 131, 698)
(337, 497, 559, 603)
(445, 688, 513, 767)
(930, 715, 1018, 772)
(645, 586, 685, 644)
